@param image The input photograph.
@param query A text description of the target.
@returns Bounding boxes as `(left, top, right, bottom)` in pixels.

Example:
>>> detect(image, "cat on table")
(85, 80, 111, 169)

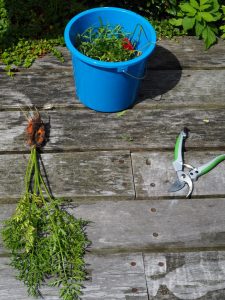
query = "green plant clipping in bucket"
(75, 21, 145, 62)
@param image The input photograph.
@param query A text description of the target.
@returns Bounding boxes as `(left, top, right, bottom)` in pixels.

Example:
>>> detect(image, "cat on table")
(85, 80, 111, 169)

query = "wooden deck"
(1, 36, 225, 299)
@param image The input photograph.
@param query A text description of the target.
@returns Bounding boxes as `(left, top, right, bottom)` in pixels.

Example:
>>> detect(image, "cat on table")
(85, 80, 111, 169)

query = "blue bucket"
(64, 7, 156, 112)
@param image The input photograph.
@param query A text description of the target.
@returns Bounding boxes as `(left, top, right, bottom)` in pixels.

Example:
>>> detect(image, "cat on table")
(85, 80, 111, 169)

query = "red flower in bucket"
(122, 38, 134, 50)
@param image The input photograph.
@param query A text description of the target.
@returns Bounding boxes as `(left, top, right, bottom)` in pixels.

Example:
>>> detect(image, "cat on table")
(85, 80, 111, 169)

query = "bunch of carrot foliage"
(1, 110, 90, 300)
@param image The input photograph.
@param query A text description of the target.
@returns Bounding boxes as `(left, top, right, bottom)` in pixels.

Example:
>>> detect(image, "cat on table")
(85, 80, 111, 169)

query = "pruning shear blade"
(169, 171, 193, 198)
(168, 179, 185, 192)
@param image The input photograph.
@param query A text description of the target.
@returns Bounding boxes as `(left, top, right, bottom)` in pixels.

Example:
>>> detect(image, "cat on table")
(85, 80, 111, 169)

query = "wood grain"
(2, 199, 225, 253)
(0, 253, 148, 300)
(70, 199, 225, 252)
(1, 70, 225, 110)
(144, 251, 225, 299)
(148, 37, 225, 70)
(0, 109, 224, 152)
(0, 151, 134, 201)
(2, 251, 225, 299)
(1, 150, 224, 201)
(139, 70, 225, 107)
(81, 273, 148, 299)
(0, 69, 77, 109)
(82, 253, 148, 300)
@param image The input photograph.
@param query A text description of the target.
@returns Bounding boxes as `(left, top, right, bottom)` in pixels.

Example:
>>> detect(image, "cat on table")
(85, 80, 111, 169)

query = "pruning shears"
(169, 128, 225, 198)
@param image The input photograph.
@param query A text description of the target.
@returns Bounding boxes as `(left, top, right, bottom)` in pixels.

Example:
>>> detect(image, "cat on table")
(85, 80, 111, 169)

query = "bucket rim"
(64, 7, 157, 69)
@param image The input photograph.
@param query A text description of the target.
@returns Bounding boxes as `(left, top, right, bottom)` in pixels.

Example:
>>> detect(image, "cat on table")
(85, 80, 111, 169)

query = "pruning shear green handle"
(189, 154, 225, 181)
(173, 128, 188, 171)
(169, 129, 225, 198)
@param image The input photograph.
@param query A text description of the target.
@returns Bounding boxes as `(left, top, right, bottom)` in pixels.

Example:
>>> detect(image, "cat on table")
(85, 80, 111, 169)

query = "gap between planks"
(129, 150, 137, 200)
(1, 147, 225, 158)
(3, 102, 225, 112)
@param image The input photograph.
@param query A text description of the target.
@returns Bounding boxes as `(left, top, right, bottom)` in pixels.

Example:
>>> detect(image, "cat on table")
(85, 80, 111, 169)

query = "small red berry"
(122, 38, 134, 50)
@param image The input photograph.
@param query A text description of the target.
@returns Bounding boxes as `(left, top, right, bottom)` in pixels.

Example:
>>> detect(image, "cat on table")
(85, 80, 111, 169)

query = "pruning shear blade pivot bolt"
(169, 129, 225, 198)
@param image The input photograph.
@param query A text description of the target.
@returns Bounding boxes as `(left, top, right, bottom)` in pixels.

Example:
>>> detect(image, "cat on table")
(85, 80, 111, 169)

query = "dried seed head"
(35, 125, 45, 147)
(26, 111, 46, 148)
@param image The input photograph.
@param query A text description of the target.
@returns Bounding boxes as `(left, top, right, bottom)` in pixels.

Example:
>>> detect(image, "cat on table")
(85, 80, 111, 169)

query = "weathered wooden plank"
(0, 109, 224, 152)
(81, 253, 148, 299)
(2, 250, 225, 300)
(0, 68, 77, 109)
(139, 69, 225, 107)
(149, 37, 225, 70)
(81, 274, 148, 299)
(84, 252, 145, 275)
(144, 251, 225, 299)
(0, 253, 148, 299)
(132, 151, 225, 199)
(2, 199, 225, 253)
(2, 147, 219, 202)
(1, 70, 225, 109)
(0, 151, 134, 200)
(73, 199, 225, 252)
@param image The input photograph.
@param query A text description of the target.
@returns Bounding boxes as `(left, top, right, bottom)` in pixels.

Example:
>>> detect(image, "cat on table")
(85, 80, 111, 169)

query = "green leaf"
(200, 12, 217, 22)
(213, 11, 222, 21)
(196, 12, 202, 21)
(210, 0, 220, 13)
(222, 6, 225, 15)
(202, 25, 217, 49)
(200, 4, 211, 10)
(166, 7, 177, 16)
(116, 110, 127, 117)
(200, 0, 210, 6)
(195, 21, 205, 37)
(210, 24, 218, 34)
(190, 0, 199, 10)
(183, 17, 196, 31)
(169, 18, 183, 26)
(180, 3, 197, 16)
